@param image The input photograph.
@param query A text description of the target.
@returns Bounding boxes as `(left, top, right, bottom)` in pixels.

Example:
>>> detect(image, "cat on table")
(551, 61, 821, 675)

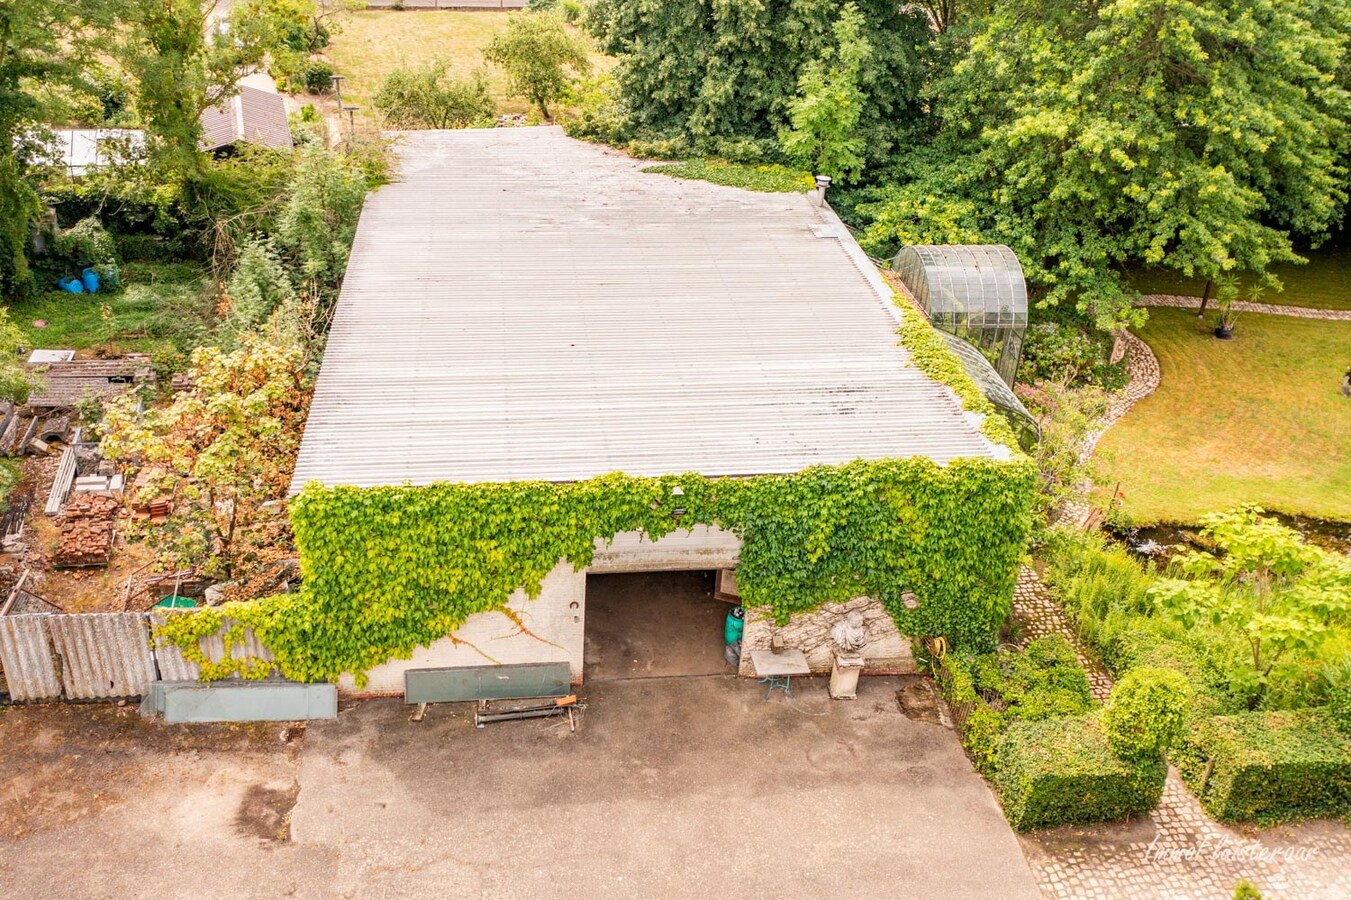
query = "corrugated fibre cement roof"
(290, 127, 996, 492)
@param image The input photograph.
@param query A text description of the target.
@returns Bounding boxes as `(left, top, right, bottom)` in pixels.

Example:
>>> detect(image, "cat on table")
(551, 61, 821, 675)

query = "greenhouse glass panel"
(892, 245, 1029, 386)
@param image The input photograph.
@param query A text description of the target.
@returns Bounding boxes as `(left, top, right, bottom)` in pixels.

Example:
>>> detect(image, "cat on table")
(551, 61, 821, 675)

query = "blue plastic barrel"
(724, 605, 745, 644)
(81, 267, 101, 293)
(58, 276, 85, 294)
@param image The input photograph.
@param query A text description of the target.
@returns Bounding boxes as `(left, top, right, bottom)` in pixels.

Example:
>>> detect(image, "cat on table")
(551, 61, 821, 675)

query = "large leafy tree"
(485, 11, 590, 120)
(858, 0, 1350, 326)
(101, 318, 313, 581)
(588, 0, 932, 166)
(779, 2, 872, 184)
(0, 0, 116, 299)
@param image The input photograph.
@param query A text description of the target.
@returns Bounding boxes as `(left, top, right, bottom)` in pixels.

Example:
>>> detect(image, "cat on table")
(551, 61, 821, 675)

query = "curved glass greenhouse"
(893, 245, 1029, 386)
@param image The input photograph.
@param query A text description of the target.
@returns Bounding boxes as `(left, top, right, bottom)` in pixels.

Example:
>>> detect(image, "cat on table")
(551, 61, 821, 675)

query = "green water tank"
(155, 595, 197, 610)
(724, 606, 744, 645)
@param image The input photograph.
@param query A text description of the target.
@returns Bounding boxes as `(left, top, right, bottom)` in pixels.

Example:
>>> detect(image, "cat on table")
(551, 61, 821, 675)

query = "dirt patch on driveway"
(235, 781, 301, 842)
(0, 702, 290, 840)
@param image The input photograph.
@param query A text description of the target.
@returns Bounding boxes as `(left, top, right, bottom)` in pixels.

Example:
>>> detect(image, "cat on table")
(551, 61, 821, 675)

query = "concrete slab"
(291, 676, 1041, 899)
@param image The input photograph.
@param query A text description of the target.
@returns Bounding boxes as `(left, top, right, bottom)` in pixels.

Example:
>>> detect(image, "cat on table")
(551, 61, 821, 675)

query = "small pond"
(1111, 512, 1351, 564)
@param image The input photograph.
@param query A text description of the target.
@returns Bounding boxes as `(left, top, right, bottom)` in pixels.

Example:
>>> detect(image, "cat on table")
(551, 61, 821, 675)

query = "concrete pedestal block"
(830, 652, 864, 699)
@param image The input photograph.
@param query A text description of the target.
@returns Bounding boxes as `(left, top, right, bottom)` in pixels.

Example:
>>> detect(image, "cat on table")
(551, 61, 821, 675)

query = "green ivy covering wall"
(157, 295, 1036, 685)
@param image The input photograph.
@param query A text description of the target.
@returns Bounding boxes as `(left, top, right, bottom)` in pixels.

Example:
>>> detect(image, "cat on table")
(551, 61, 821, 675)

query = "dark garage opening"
(584, 571, 733, 681)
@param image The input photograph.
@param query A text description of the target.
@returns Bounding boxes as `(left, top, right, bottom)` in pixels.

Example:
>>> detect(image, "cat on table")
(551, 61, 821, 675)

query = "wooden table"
(749, 648, 810, 699)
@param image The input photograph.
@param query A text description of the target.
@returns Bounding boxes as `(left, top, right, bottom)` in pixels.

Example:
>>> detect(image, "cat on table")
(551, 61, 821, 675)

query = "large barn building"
(290, 127, 1020, 694)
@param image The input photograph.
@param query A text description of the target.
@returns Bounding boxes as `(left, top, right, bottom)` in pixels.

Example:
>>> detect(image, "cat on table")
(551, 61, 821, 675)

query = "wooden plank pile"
(53, 493, 120, 568)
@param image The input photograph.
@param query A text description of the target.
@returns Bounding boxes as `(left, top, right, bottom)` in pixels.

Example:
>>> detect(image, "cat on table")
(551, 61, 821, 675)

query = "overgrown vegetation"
(641, 161, 812, 194)
(373, 62, 495, 130)
(162, 451, 1034, 685)
(1037, 512, 1351, 825)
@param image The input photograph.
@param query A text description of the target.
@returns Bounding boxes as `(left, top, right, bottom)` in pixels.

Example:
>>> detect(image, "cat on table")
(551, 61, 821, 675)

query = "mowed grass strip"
(321, 10, 612, 120)
(1129, 248, 1351, 311)
(1095, 308, 1351, 523)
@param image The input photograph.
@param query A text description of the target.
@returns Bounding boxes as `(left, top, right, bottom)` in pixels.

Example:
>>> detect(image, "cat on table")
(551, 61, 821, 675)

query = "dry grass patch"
(321, 9, 612, 121)
(1095, 308, 1351, 523)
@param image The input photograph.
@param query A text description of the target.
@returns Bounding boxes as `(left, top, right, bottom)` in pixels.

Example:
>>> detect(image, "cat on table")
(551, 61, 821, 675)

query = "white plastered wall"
(338, 561, 587, 695)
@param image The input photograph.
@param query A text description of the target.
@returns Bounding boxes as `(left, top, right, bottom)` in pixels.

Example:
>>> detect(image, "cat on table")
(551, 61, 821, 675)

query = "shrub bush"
(995, 712, 1168, 831)
(300, 60, 334, 94)
(372, 62, 495, 130)
(52, 216, 121, 286)
(1175, 709, 1351, 824)
(939, 636, 1095, 777)
(976, 634, 1095, 721)
(1104, 668, 1191, 760)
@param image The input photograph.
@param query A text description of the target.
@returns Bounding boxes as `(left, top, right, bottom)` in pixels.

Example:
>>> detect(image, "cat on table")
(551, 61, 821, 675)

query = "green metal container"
(155, 595, 197, 610)
(724, 606, 745, 645)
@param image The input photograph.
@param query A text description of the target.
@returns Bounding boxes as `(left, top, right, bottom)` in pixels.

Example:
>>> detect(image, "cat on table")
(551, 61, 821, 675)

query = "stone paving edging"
(1138, 293, 1351, 321)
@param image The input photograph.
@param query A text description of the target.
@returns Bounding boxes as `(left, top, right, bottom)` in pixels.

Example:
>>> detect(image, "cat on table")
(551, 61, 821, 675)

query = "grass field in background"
(1094, 308, 1351, 524)
(321, 10, 612, 122)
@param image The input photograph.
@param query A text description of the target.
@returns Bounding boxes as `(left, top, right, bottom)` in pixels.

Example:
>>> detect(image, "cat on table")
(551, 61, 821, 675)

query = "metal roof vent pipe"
(812, 175, 832, 208)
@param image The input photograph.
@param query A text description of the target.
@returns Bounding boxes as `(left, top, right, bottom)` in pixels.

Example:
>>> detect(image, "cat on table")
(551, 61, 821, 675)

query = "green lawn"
(1127, 247, 1351, 310)
(321, 10, 613, 122)
(9, 262, 216, 370)
(1095, 308, 1351, 524)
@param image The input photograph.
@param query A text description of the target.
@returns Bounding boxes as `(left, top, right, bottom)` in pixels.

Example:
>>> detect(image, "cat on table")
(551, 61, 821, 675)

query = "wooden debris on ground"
(53, 494, 120, 568)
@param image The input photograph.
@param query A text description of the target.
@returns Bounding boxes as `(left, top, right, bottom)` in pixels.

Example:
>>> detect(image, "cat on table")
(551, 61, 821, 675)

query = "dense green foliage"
(485, 11, 591, 119)
(0, 0, 118, 299)
(642, 161, 813, 194)
(1176, 709, 1351, 824)
(587, 0, 930, 168)
(173, 452, 1033, 684)
(777, 3, 871, 183)
(937, 635, 1095, 776)
(1104, 668, 1191, 760)
(995, 712, 1168, 832)
(1149, 507, 1351, 707)
(373, 62, 495, 130)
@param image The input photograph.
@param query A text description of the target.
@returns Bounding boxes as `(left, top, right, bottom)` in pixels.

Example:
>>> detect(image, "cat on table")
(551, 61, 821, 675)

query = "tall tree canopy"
(856, 0, 1350, 325)
(588, 0, 932, 166)
(0, 0, 115, 298)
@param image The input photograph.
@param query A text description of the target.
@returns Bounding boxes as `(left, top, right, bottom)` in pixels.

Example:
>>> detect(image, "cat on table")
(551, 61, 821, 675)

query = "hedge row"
(995, 712, 1168, 832)
(1175, 709, 1351, 824)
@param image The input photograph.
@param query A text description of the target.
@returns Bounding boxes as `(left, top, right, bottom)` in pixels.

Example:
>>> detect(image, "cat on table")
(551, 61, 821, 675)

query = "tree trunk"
(1198, 279, 1213, 316)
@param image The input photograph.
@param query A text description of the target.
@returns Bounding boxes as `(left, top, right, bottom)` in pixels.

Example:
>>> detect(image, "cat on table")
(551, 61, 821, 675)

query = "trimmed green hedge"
(995, 712, 1167, 831)
(1175, 709, 1351, 824)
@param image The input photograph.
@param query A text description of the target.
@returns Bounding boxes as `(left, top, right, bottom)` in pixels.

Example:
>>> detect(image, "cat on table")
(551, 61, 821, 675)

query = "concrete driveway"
(1, 676, 1039, 899)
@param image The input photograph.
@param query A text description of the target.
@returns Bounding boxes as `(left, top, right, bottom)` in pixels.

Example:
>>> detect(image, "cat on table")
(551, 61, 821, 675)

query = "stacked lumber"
(53, 493, 120, 568)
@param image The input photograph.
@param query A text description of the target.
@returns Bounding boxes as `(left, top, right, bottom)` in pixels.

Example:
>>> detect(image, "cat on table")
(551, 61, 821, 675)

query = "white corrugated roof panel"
(289, 127, 996, 492)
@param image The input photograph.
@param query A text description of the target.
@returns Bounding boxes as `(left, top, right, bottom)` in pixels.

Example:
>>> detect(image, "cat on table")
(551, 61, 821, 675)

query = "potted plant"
(1212, 277, 1239, 339)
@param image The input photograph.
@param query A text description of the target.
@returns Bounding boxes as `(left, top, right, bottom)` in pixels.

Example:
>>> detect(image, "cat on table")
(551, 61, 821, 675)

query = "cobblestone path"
(1138, 294, 1351, 321)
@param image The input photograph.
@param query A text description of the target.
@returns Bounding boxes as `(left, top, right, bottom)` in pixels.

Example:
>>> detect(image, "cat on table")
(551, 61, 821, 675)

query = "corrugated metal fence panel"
(46, 613, 156, 699)
(0, 614, 61, 701)
(147, 612, 276, 682)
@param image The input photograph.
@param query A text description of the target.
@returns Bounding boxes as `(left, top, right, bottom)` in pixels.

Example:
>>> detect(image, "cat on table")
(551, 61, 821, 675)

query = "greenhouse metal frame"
(893, 245, 1029, 386)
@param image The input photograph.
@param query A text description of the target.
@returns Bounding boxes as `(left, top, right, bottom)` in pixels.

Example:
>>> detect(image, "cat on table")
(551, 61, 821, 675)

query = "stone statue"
(831, 610, 869, 654)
